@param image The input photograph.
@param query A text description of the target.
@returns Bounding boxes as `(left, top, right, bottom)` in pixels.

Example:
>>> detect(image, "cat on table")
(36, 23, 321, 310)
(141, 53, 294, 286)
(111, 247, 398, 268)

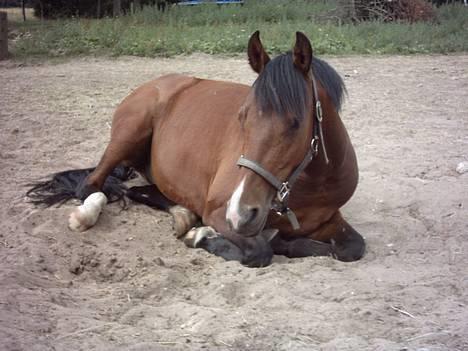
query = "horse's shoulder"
(151, 74, 200, 101)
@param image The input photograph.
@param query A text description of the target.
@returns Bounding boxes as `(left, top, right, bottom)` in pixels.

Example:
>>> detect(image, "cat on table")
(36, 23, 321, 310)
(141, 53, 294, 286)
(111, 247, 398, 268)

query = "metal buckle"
(271, 201, 283, 215)
(277, 182, 290, 203)
(311, 138, 319, 155)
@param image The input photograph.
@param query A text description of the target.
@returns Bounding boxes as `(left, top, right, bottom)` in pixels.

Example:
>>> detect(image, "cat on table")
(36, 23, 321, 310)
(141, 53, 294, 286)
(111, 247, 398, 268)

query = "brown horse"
(27, 31, 365, 267)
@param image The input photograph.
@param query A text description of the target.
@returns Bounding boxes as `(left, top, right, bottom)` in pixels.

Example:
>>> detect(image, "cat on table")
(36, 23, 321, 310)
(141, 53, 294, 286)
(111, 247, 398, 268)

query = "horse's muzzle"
(226, 204, 267, 237)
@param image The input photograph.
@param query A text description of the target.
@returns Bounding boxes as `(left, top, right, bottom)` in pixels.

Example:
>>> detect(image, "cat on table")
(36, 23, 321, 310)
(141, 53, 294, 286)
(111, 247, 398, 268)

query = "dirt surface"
(1, 54, 467, 351)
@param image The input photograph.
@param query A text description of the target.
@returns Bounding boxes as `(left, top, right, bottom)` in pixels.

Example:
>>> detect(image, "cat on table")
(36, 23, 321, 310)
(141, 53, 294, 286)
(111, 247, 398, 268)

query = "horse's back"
(115, 73, 248, 124)
(113, 73, 199, 121)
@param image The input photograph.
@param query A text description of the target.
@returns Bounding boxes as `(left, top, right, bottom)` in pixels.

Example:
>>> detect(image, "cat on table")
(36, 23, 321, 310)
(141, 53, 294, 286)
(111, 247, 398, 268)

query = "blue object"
(178, 0, 244, 5)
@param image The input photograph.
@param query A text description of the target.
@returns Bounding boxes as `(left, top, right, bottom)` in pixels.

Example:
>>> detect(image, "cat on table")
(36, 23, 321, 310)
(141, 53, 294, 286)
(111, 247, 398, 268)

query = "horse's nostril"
(229, 205, 262, 234)
(245, 207, 259, 224)
(251, 207, 259, 220)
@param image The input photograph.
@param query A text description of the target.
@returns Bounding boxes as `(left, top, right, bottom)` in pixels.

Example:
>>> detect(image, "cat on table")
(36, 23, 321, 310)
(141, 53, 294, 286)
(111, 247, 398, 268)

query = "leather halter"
(236, 72, 328, 230)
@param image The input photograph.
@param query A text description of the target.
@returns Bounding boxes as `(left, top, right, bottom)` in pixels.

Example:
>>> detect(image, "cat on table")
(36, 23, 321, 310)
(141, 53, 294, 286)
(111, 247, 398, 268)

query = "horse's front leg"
(184, 226, 276, 268)
(182, 207, 275, 267)
(270, 211, 365, 262)
(119, 185, 271, 266)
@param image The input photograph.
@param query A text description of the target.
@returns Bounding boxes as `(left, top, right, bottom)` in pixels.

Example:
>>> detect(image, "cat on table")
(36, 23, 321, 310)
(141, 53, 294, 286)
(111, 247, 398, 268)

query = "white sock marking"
(184, 226, 217, 248)
(226, 176, 246, 230)
(68, 192, 108, 232)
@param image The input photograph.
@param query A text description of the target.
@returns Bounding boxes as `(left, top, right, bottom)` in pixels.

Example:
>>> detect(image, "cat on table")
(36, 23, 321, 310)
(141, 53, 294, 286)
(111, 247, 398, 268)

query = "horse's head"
(226, 31, 317, 236)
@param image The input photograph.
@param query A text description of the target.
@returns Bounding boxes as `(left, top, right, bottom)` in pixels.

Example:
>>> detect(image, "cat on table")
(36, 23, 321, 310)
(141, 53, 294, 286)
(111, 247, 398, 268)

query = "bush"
(32, 0, 172, 19)
(337, 0, 436, 23)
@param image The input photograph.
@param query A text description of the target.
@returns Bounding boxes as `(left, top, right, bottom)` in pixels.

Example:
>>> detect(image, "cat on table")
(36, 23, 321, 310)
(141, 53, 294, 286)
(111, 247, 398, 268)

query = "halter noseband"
(236, 73, 328, 230)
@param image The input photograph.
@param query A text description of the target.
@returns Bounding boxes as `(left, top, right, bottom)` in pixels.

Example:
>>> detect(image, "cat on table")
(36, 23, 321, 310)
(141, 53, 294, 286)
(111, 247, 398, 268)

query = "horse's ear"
(293, 32, 313, 75)
(248, 31, 270, 74)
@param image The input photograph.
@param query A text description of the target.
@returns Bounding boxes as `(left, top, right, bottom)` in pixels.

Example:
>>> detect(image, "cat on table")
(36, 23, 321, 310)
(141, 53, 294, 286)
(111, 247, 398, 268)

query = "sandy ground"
(0, 54, 467, 351)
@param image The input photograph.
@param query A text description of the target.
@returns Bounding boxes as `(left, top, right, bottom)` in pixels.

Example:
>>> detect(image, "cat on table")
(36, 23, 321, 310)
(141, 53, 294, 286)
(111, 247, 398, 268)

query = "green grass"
(6, 1, 468, 59)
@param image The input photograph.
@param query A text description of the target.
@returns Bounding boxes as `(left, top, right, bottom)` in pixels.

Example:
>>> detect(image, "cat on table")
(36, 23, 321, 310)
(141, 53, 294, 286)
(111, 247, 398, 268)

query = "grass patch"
(5, 1, 468, 59)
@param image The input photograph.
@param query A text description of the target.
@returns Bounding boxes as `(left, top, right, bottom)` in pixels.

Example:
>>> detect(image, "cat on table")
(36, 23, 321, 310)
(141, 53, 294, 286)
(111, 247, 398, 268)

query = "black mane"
(252, 53, 346, 122)
(313, 57, 347, 112)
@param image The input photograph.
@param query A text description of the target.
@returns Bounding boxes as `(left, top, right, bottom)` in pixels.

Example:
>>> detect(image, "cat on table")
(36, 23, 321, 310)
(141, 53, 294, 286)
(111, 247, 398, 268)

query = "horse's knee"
(169, 205, 199, 238)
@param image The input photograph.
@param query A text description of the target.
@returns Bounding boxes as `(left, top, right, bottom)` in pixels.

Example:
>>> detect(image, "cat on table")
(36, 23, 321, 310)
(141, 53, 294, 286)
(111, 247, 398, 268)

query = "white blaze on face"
(226, 177, 246, 230)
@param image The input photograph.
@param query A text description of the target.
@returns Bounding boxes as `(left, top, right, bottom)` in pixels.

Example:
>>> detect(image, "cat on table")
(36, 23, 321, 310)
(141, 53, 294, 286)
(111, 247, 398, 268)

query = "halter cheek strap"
(236, 73, 328, 230)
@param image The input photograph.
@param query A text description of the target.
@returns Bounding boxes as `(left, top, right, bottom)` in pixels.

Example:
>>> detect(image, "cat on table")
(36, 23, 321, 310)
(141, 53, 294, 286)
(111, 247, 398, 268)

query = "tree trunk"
(38, 0, 44, 21)
(0, 12, 8, 60)
(135, 0, 142, 11)
(97, 0, 102, 18)
(22, 0, 26, 21)
(337, 0, 357, 23)
(113, 0, 122, 17)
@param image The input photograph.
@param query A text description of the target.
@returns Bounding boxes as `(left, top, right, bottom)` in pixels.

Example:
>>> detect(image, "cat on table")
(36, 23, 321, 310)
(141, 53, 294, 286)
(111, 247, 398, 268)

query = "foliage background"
(4, 0, 468, 58)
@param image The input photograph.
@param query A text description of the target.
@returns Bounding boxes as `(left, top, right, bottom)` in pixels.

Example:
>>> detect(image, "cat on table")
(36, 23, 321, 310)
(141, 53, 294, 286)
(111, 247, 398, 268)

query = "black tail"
(26, 166, 136, 207)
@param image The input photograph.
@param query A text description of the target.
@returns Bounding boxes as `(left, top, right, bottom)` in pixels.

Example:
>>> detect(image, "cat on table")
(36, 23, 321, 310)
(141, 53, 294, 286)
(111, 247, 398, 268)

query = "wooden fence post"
(97, 0, 102, 18)
(0, 12, 8, 60)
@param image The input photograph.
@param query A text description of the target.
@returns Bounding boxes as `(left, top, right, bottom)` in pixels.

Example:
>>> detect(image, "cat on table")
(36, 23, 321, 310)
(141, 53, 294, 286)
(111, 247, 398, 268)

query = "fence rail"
(0, 11, 8, 60)
(177, 0, 244, 5)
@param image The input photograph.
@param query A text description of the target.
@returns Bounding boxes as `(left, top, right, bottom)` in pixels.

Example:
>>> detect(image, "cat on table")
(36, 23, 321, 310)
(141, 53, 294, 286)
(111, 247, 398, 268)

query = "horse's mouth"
(228, 210, 268, 238)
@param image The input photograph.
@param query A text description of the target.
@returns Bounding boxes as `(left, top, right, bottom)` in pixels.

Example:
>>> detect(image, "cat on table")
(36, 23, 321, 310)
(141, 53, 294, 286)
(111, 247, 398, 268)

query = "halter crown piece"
(236, 72, 329, 230)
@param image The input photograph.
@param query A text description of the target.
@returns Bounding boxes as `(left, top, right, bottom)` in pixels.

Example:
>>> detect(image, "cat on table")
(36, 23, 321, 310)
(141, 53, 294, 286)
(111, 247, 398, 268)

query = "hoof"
(169, 205, 199, 238)
(68, 209, 89, 232)
(184, 226, 218, 248)
(68, 192, 107, 232)
(241, 235, 274, 268)
(332, 225, 366, 262)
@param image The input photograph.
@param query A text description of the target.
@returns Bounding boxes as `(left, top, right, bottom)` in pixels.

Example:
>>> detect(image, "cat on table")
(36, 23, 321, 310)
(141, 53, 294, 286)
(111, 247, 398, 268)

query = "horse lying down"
(27, 31, 365, 267)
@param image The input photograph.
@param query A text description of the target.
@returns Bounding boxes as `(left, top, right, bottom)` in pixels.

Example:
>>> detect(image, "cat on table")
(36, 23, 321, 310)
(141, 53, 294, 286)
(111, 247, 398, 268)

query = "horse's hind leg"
(77, 138, 149, 200)
(126, 185, 200, 237)
(68, 192, 109, 232)
(69, 113, 153, 232)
